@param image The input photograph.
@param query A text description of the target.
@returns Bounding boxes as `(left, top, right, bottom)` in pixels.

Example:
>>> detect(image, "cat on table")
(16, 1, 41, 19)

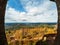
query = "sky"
(5, 0, 58, 23)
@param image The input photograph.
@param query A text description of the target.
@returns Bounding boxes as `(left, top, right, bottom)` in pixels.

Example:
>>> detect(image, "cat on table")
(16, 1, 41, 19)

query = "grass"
(5, 24, 57, 45)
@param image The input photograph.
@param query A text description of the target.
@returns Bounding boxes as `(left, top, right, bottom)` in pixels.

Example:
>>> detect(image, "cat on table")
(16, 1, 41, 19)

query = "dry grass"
(5, 24, 57, 45)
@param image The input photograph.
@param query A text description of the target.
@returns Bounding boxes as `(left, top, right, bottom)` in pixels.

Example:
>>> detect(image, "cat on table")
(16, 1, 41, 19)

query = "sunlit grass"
(5, 24, 57, 45)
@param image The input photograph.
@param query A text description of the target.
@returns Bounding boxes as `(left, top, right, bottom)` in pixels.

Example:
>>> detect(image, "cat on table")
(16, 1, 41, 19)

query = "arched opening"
(5, 0, 58, 45)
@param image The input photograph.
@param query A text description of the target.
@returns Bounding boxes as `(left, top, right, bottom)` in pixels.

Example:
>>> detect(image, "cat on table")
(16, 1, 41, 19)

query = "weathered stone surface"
(0, 0, 8, 45)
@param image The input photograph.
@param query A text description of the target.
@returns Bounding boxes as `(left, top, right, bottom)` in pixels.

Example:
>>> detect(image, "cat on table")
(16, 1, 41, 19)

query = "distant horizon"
(5, 21, 58, 23)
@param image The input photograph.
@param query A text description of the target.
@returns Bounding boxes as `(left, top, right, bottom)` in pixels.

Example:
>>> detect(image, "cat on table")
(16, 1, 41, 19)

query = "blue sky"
(5, 0, 58, 23)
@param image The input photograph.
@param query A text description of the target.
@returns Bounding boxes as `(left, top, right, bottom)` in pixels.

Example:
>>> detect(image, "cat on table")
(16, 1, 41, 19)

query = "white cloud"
(5, 0, 58, 23)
